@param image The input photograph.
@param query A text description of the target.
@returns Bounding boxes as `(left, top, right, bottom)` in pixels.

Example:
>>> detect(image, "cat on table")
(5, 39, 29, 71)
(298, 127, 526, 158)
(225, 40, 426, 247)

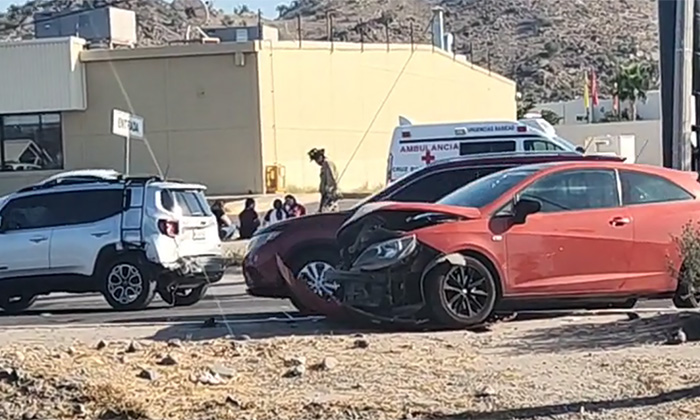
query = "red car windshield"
(438, 167, 539, 208)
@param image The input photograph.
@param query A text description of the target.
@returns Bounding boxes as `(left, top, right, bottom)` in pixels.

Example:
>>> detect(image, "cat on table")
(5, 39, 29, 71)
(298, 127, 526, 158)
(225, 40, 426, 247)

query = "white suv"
(0, 175, 225, 313)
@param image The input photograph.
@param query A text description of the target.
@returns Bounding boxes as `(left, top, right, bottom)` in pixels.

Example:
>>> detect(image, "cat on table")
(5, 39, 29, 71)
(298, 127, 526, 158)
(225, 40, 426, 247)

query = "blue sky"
(0, 0, 284, 18)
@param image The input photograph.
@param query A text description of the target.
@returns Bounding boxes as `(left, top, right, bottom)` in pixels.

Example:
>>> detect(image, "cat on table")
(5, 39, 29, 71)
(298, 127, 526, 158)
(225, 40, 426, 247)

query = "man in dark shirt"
(238, 198, 260, 239)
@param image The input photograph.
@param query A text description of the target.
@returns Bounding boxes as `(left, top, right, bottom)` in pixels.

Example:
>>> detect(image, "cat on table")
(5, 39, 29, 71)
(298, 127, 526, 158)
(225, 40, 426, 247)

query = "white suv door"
(0, 194, 55, 279)
(48, 188, 122, 276)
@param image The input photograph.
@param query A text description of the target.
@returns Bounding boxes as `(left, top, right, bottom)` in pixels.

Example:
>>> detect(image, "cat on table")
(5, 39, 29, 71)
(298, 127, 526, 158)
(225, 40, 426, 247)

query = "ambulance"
(386, 115, 584, 183)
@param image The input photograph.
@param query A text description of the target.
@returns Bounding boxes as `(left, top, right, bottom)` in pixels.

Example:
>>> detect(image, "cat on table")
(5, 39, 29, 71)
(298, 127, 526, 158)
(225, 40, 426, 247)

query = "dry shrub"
(671, 221, 700, 291)
(86, 383, 151, 420)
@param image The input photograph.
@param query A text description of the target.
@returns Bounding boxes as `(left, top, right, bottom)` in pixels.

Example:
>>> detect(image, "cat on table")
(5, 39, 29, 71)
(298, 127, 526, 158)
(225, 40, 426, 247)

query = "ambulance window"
(460, 141, 516, 155)
(524, 140, 563, 151)
(390, 166, 508, 202)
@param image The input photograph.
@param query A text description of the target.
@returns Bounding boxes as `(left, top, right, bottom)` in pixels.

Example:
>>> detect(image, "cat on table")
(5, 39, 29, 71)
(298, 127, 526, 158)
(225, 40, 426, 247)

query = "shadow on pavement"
(499, 313, 700, 355)
(146, 313, 378, 341)
(432, 383, 700, 419)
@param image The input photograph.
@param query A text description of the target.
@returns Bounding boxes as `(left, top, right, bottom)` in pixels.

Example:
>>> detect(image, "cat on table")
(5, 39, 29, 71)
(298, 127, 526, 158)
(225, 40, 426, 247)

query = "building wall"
(0, 37, 86, 114)
(537, 90, 661, 125)
(556, 120, 662, 166)
(62, 43, 264, 195)
(256, 41, 517, 192)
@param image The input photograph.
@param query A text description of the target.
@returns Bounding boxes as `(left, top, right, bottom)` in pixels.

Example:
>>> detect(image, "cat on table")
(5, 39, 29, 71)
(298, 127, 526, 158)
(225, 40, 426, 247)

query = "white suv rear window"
(161, 189, 212, 217)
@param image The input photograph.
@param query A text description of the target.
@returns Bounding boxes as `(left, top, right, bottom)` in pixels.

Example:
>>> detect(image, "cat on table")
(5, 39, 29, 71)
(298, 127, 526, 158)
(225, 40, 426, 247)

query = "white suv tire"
(101, 254, 157, 311)
(0, 294, 37, 314)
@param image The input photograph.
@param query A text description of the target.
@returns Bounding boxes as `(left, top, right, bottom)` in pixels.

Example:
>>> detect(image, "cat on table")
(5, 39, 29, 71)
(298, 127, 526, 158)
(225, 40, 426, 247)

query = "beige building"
(0, 34, 516, 196)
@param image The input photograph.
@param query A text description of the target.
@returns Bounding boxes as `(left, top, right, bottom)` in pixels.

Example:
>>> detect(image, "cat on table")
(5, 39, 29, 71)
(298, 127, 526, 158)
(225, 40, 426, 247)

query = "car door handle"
(29, 236, 48, 243)
(609, 217, 631, 227)
(91, 231, 110, 238)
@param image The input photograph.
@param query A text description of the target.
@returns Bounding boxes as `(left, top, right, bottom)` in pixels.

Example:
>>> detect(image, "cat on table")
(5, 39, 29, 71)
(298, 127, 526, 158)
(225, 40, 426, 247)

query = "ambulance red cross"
(386, 116, 585, 183)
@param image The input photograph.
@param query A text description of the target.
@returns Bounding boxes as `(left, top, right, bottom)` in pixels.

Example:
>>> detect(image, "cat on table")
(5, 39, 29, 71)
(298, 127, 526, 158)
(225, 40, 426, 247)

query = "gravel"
(0, 313, 699, 420)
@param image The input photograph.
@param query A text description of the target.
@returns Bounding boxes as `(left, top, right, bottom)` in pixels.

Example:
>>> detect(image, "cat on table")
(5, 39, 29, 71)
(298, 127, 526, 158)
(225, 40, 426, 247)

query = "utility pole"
(692, 0, 700, 171)
(672, 0, 694, 171)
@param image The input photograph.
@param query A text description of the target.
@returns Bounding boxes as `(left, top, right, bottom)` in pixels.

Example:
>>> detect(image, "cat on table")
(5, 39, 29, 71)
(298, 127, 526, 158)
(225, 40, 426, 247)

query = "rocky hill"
(0, 0, 660, 102)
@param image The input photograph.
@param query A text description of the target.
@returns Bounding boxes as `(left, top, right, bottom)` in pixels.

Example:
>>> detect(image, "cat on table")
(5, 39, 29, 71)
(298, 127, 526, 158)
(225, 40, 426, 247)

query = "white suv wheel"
(107, 263, 144, 305)
(102, 255, 156, 311)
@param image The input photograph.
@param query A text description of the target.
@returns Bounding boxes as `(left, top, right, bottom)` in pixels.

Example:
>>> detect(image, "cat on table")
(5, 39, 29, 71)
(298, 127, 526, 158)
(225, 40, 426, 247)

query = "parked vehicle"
(243, 152, 624, 312)
(325, 161, 700, 328)
(0, 175, 225, 313)
(386, 116, 584, 183)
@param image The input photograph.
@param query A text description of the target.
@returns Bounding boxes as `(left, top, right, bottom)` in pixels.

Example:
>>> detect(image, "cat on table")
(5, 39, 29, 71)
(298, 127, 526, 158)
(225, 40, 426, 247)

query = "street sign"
(111, 109, 144, 175)
(112, 109, 144, 139)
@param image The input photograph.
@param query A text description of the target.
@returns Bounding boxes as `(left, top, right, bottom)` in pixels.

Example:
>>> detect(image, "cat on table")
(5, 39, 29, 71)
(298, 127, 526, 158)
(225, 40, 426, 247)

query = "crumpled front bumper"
(275, 254, 431, 327)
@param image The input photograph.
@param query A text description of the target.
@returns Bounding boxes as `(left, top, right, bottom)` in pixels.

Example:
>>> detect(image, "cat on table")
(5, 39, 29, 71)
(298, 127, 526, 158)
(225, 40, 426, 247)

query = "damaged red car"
(323, 161, 700, 328)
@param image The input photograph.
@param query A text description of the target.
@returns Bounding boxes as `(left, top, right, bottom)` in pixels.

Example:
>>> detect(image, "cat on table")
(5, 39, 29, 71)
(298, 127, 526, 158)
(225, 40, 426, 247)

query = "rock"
(474, 385, 496, 398)
(167, 338, 183, 348)
(157, 354, 179, 366)
(202, 317, 217, 328)
(626, 312, 641, 321)
(65, 347, 76, 356)
(284, 356, 306, 367)
(73, 403, 87, 415)
(137, 369, 158, 381)
(198, 371, 224, 385)
(21, 411, 37, 420)
(353, 339, 370, 349)
(126, 341, 142, 353)
(95, 340, 108, 350)
(225, 395, 241, 407)
(237, 334, 251, 341)
(284, 364, 306, 378)
(320, 356, 338, 370)
(666, 328, 688, 345)
(210, 363, 236, 379)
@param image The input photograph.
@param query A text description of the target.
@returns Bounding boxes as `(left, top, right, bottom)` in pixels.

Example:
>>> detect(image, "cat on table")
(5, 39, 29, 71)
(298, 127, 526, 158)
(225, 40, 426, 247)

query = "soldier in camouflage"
(308, 148, 340, 213)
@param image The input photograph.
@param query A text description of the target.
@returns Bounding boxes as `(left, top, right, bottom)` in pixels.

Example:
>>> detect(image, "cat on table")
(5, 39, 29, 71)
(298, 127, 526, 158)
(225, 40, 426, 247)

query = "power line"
(0, 0, 130, 35)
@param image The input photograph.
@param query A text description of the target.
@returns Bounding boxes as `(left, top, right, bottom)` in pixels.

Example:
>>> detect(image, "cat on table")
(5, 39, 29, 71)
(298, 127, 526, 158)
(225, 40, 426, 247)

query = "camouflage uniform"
(319, 159, 340, 213)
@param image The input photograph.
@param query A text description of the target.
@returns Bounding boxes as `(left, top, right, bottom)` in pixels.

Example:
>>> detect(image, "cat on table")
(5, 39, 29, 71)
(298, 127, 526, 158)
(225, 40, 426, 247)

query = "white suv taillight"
(158, 219, 179, 237)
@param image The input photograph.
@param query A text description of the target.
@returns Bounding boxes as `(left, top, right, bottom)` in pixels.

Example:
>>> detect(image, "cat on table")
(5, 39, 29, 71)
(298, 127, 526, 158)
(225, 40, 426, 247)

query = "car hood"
(341, 201, 481, 230)
(255, 210, 351, 236)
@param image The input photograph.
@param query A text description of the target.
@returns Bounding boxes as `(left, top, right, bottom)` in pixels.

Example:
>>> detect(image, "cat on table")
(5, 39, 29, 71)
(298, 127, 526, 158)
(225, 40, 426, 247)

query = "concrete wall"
(63, 43, 265, 195)
(556, 120, 662, 166)
(256, 41, 517, 192)
(537, 90, 661, 125)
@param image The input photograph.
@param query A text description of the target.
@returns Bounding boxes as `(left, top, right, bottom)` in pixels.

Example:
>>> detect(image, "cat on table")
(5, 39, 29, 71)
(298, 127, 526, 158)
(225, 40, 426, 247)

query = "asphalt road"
(0, 268, 298, 327)
(0, 266, 677, 328)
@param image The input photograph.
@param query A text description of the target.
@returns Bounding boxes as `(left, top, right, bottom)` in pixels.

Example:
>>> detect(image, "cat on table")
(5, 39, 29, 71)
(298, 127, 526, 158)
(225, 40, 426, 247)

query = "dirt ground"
(2, 313, 700, 420)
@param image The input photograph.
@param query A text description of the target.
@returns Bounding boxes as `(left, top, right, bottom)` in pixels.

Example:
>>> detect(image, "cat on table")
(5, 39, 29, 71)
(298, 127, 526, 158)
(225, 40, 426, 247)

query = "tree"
(234, 4, 250, 14)
(613, 63, 653, 121)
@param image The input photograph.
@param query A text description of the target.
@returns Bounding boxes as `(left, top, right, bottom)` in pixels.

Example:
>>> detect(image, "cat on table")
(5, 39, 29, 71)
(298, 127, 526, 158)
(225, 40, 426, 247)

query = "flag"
(590, 69, 599, 106)
(583, 71, 590, 110)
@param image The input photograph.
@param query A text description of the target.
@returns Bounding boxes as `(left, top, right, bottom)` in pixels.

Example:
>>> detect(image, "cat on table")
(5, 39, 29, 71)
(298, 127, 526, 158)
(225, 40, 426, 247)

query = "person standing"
(308, 148, 340, 213)
(238, 198, 260, 239)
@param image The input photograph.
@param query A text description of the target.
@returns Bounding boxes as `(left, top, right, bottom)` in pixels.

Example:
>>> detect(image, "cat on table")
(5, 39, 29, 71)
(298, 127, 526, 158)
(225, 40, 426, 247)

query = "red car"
(320, 161, 700, 328)
(243, 152, 623, 311)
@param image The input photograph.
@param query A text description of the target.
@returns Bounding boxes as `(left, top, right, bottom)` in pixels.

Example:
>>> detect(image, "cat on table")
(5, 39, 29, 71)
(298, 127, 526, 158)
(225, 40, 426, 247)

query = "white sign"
(112, 109, 144, 139)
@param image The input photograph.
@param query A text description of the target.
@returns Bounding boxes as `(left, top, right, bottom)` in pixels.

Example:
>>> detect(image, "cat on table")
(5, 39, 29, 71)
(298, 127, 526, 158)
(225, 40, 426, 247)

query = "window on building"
(0, 113, 64, 172)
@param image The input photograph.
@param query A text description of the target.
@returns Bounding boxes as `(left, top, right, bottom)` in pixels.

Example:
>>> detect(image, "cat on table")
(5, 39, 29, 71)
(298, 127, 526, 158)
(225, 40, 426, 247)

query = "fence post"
(328, 11, 334, 52)
(409, 21, 414, 50)
(487, 48, 491, 74)
(297, 14, 302, 48)
(359, 19, 365, 52)
(385, 21, 390, 51)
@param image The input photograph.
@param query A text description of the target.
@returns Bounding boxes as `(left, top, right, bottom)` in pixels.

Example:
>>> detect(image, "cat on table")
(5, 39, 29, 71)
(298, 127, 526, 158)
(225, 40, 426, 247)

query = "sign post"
(111, 109, 144, 175)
